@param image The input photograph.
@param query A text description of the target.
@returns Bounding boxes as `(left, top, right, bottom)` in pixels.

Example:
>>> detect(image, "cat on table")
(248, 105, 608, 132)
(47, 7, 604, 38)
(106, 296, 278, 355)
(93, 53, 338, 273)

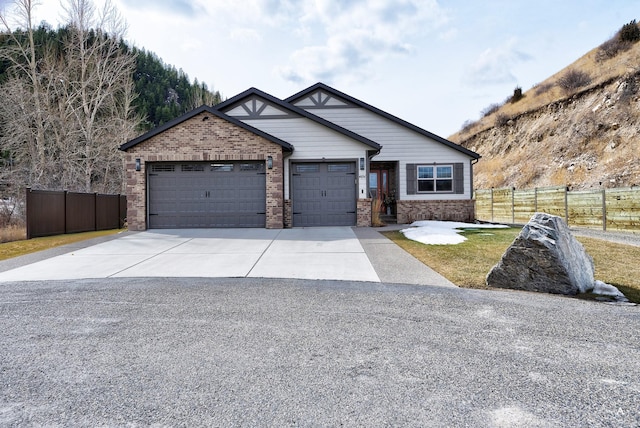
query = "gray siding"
(294, 105, 473, 200)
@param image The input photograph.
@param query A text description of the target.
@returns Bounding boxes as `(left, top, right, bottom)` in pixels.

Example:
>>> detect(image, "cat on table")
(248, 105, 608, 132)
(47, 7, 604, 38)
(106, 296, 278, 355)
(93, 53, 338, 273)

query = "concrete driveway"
(0, 227, 454, 286)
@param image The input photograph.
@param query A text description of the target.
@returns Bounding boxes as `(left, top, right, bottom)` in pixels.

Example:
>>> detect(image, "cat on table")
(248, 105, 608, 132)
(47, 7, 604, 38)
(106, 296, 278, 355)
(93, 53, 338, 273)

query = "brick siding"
(357, 198, 372, 227)
(123, 112, 284, 230)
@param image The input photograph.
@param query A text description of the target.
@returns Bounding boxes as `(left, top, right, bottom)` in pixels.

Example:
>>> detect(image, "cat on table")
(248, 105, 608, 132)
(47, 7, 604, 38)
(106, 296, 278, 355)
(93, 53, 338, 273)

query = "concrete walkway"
(0, 227, 454, 287)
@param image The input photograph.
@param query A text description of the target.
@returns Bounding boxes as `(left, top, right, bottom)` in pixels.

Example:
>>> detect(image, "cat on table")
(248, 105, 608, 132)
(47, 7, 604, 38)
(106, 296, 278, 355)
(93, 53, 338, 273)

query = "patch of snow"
(400, 221, 509, 245)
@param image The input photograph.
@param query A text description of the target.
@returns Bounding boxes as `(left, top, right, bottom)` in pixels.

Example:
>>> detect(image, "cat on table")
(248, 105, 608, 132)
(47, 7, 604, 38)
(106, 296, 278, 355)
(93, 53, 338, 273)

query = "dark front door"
(369, 169, 389, 212)
(148, 161, 266, 228)
(291, 162, 357, 227)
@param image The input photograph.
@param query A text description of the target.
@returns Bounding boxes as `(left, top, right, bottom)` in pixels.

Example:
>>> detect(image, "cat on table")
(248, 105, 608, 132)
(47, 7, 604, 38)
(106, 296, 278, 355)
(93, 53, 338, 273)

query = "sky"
(4, 0, 640, 137)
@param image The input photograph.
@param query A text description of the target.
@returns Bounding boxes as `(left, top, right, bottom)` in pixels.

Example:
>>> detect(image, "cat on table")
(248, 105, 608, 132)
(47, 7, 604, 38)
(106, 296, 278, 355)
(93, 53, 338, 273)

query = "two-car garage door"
(148, 162, 266, 228)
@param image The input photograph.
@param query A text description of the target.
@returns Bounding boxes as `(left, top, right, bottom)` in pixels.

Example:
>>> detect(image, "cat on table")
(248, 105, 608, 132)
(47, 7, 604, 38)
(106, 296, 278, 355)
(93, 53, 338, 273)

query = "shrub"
(460, 119, 476, 133)
(510, 86, 523, 103)
(557, 69, 592, 94)
(596, 37, 627, 61)
(495, 113, 511, 127)
(618, 19, 640, 43)
(533, 82, 554, 96)
(481, 103, 502, 118)
(596, 20, 640, 61)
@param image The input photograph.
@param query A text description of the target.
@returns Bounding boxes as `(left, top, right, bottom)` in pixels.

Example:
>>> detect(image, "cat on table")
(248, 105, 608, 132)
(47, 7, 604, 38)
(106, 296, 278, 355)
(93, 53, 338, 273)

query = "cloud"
(230, 28, 262, 42)
(464, 38, 532, 86)
(119, 0, 204, 17)
(275, 0, 449, 84)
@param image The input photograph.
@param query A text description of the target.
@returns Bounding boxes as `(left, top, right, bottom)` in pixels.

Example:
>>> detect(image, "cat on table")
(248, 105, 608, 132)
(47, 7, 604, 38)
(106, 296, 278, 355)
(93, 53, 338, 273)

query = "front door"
(369, 169, 389, 212)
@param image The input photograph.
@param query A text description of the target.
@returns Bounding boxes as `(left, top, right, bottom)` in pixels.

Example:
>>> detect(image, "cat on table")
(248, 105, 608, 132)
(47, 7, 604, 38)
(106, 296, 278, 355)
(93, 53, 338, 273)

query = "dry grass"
(578, 236, 640, 303)
(383, 228, 640, 303)
(0, 224, 26, 243)
(371, 199, 385, 227)
(0, 229, 125, 261)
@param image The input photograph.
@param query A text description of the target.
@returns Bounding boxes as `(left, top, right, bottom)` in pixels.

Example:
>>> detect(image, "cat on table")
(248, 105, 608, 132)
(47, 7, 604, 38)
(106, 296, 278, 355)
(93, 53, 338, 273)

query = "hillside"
(450, 21, 640, 191)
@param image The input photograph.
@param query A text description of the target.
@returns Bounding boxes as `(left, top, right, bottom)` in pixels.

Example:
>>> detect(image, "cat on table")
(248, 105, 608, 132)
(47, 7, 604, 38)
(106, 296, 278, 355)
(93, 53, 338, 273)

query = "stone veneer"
(396, 200, 475, 224)
(123, 112, 285, 231)
(357, 198, 372, 227)
(284, 200, 292, 228)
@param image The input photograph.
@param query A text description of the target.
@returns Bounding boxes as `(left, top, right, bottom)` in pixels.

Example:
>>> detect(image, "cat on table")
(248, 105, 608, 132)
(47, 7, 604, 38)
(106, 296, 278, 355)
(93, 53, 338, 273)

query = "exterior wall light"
(135, 158, 141, 172)
(267, 156, 273, 169)
(359, 157, 365, 170)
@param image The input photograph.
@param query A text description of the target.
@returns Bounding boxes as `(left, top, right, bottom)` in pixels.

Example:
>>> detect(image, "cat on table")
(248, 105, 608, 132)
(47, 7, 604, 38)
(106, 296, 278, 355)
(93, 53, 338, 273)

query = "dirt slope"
(450, 28, 640, 191)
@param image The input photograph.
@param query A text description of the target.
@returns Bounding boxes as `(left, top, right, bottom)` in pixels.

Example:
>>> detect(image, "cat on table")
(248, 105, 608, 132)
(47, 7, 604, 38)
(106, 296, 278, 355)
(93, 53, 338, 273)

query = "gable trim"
(215, 87, 382, 151)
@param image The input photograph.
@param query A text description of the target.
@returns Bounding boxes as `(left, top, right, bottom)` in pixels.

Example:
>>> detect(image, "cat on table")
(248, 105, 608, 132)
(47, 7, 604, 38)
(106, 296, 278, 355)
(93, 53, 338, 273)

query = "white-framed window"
(417, 165, 453, 192)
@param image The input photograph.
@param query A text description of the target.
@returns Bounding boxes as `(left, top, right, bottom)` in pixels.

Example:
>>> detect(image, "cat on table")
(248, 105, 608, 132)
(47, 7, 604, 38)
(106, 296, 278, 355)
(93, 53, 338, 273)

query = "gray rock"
(487, 212, 595, 295)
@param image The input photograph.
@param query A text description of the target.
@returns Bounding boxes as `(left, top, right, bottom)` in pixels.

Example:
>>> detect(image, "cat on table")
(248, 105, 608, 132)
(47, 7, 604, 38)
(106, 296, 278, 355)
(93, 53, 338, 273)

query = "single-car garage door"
(148, 162, 266, 228)
(292, 162, 357, 227)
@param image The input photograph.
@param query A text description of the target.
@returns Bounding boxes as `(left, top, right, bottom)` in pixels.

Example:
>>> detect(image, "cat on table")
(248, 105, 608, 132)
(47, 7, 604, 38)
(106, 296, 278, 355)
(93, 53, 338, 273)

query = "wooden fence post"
(511, 187, 515, 225)
(490, 188, 494, 222)
(564, 186, 569, 225)
(602, 188, 607, 231)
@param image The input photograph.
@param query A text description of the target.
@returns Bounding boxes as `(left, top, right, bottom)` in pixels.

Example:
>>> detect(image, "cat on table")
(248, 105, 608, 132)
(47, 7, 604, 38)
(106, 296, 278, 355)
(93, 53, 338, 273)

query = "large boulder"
(487, 212, 595, 295)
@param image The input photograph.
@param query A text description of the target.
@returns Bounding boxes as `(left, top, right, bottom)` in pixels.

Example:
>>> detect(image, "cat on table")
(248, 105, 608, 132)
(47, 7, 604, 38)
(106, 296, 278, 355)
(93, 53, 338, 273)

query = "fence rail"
(475, 186, 640, 231)
(26, 188, 126, 239)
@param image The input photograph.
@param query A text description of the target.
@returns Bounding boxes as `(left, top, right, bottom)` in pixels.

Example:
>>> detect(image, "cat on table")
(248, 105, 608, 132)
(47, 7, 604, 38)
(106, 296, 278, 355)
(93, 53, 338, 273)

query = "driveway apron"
(0, 227, 381, 283)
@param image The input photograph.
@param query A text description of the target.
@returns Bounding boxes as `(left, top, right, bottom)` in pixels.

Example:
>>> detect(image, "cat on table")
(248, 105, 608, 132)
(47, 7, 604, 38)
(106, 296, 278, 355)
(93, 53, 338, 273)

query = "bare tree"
(0, 0, 51, 189)
(60, 0, 141, 193)
(0, 0, 141, 203)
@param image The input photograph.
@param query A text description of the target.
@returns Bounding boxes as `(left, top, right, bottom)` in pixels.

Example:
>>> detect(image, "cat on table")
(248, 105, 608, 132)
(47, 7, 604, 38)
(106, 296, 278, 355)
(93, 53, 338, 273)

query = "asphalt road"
(1, 277, 639, 427)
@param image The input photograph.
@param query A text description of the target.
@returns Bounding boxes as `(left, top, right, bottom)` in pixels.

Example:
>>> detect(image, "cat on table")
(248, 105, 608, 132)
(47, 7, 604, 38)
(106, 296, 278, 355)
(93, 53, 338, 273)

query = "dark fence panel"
(119, 195, 127, 229)
(66, 192, 96, 234)
(26, 189, 66, 238)
(96, 194, 120, 230)
(26, 188, 126, 239)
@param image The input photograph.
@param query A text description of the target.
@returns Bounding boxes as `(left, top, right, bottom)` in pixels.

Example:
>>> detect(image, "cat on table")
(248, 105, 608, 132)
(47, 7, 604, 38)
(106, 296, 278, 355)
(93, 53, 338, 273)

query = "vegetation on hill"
(133, 48, 221, 129)
(0, 25, 222, 131)
(451, 20, 640, 191)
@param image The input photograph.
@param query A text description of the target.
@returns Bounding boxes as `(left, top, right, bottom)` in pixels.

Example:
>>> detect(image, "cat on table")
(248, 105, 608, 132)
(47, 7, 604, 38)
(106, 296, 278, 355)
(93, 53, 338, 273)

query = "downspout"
(471, 157, 480, 221)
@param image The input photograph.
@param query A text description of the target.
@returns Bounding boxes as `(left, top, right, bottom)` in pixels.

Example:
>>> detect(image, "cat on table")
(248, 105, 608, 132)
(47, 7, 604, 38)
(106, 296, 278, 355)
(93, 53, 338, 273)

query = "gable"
(119, 105, 293, 152)
(287, 83, 480, 160)
(216, 87, 381, 151)
(292, 89, 353, 109)
(224, 95, 298, 119)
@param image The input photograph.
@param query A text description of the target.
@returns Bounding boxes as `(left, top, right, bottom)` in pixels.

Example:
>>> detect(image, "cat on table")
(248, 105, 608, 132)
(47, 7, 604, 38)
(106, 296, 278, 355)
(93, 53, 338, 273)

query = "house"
(120, 83, 480, 230)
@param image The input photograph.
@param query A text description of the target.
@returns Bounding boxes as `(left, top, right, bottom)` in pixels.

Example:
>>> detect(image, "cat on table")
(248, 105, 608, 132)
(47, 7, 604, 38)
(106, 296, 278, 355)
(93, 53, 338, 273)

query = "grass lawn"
(0, 229, 125, 261)
(383, 228, 640, 304)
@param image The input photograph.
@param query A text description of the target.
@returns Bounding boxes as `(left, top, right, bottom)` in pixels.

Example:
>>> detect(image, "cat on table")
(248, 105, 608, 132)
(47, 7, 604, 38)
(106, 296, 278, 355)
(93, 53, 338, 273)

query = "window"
(240, 163, 264, 171)
(327, 164, 351, 173)
(417, 165, 453, 192)
(296, 164, 319, 173)
(211, 163, 234, 172)
(151, 164, 175, 172)
(181, 164, 205, 172)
